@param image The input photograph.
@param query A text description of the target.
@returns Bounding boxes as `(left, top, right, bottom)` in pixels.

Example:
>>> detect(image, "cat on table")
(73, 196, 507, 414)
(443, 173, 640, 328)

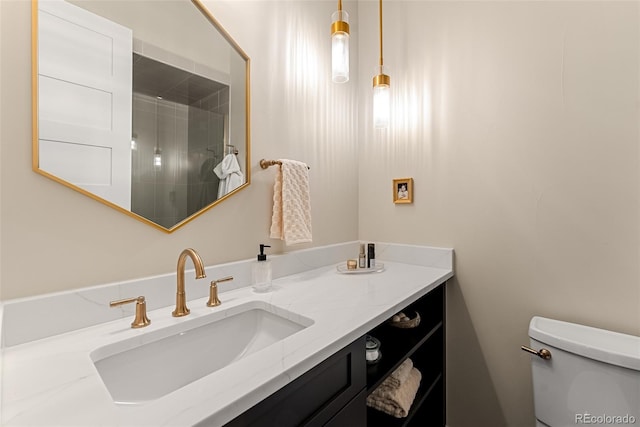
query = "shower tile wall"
(131, 87, 229, 228)
(131, 93, 189, 229)
(187, 87, 229, 217)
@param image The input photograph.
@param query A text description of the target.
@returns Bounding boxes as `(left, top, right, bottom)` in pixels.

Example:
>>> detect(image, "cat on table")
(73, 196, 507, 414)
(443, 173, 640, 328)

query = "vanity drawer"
(324, 388, 367, 427)
(222, 336, 366, 427)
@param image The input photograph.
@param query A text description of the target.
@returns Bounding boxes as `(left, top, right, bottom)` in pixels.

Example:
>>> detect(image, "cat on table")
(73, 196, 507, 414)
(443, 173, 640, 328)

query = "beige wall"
(0, 0, 359, 300)
(3, 0, 640, 426)
(357, 1, 640, 426)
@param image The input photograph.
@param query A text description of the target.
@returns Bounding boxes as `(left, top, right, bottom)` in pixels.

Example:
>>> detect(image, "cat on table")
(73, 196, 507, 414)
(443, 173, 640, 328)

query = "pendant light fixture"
(331, 0, 349, 83)
(153, 147, 162, 168)
(373, 0, 390, 128)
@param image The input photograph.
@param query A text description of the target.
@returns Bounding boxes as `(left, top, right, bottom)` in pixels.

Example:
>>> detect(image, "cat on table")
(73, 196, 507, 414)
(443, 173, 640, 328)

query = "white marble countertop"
(1, 247, 452, 426)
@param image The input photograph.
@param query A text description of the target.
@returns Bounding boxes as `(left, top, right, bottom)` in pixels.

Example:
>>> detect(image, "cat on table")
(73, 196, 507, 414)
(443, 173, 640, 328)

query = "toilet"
(525, 316, 640, 427)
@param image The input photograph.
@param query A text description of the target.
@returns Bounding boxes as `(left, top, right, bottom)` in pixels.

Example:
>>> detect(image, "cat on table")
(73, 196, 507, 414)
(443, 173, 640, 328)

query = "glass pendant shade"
(331, 10, 349, 83)
(153, 148, 162, 167)
(373, 0, 390, 129)
(373, 66, 390, 128)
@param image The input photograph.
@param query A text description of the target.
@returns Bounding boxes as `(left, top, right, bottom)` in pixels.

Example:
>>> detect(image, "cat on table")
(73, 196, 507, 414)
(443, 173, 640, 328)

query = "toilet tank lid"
(529, 316, 640, 371)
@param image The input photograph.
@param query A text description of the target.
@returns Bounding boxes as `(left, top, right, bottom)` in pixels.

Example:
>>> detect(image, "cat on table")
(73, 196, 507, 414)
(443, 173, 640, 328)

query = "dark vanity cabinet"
(366, 283, 446, 427)
(223, 282, 445, 427)
(222, 336, 367, 427)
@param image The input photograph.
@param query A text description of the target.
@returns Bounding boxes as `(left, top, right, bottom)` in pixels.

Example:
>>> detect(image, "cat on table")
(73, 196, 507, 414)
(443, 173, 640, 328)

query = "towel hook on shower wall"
(259, 159, 310, 170)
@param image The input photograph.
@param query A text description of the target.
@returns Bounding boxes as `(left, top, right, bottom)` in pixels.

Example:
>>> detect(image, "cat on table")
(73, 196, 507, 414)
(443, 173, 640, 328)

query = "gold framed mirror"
(31, 0, 250, 232)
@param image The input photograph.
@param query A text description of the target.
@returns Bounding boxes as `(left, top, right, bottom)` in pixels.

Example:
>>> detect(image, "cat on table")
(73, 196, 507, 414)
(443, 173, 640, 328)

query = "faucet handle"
(207, 276, 233, 307)
(110, 296, 151, 328)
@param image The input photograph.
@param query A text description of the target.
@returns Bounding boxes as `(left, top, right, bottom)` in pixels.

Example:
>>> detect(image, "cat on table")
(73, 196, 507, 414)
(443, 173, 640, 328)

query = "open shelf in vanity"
(365, 283, 446, 427)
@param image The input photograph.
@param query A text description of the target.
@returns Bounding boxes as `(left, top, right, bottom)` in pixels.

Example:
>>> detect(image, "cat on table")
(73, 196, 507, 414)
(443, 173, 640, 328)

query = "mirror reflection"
(33, 0, 250, 232)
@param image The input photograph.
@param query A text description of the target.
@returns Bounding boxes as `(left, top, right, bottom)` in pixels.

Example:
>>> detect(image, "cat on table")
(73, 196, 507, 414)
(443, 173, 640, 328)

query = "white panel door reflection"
(38, 0, 132, 209)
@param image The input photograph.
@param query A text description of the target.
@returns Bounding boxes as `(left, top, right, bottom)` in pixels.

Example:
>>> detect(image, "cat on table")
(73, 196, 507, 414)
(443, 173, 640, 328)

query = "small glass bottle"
(358, 244, 366, 268)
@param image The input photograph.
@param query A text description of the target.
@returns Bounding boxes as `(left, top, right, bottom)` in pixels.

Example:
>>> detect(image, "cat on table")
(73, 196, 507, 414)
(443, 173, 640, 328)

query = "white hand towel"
(270, 159, 312, 245)
(214, 154, 244, 198)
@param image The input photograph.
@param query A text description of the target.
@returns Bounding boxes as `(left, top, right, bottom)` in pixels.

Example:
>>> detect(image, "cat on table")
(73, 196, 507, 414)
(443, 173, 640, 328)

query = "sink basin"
(90, 301, 313, 404)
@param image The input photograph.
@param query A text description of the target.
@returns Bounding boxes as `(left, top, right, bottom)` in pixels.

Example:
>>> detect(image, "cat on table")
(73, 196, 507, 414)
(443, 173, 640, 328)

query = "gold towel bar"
(260, 159, 310, 170)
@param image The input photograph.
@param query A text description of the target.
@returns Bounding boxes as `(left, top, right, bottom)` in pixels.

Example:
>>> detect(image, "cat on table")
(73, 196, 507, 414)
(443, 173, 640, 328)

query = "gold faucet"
(172, 248, 206, 317)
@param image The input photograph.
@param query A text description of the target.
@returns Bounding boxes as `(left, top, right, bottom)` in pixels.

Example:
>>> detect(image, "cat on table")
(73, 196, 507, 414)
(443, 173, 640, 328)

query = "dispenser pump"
(257, 244, 271, 261)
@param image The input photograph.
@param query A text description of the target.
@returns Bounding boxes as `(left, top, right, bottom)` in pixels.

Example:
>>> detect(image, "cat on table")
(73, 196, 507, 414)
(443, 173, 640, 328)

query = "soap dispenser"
(252, 244, 272, 293)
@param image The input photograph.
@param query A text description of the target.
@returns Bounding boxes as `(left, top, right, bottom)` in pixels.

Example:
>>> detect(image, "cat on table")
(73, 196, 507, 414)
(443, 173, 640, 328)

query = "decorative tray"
(336, 262, 385, 274)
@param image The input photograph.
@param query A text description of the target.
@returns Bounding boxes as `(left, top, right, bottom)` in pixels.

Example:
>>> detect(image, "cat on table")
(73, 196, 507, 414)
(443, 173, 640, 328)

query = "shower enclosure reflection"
(130, 55, 236, 229)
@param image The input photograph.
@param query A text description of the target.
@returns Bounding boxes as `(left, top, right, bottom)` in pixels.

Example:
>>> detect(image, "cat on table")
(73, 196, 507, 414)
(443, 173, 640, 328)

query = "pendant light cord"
(378, 0, 383, 67)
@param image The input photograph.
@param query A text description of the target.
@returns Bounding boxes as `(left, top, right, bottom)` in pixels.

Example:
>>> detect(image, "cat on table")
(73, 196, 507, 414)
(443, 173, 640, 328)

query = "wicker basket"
(388, 311, 421, 329)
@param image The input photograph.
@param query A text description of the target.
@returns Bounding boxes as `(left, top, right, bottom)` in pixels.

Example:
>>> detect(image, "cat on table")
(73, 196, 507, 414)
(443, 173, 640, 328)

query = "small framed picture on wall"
(393, 178, 413, 204)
